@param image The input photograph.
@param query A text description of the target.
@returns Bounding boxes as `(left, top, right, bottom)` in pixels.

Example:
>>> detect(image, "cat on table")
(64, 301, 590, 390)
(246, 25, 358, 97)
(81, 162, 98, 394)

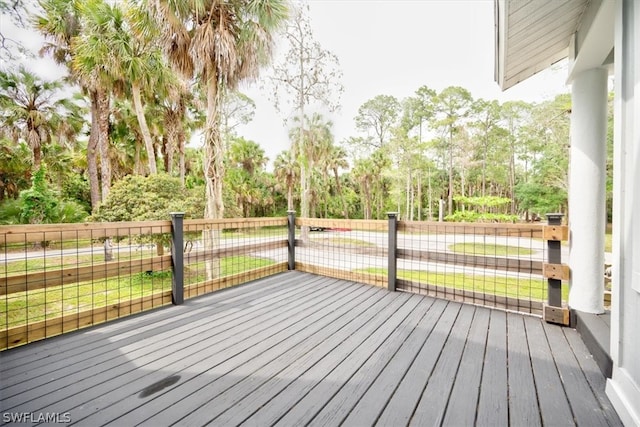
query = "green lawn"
(360, 267, 569, 302)
(1, 255, 274, 328)
(448, 242, 534, 256)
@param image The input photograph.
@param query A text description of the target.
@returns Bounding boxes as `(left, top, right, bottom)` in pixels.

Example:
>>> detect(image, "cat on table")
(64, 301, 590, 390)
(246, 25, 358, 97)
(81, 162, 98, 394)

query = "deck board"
(507, 312, 542, 426)
(409, 303, 476, 426)
(0, 271, 621, 426)
(524, 315, 574, 426)
(441, 306, 490, 426)
(476, 309, 509, 426)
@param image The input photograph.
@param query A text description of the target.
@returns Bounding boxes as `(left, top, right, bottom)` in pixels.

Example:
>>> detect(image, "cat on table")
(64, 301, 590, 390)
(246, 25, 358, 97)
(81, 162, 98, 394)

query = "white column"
(568, 67, 608, 314)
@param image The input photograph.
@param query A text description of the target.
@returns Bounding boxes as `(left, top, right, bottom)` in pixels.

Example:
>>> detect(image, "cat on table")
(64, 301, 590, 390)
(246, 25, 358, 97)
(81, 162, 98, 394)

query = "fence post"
(388, 212, 398, 292)
(543, 213, 569, 325)
(287, 210, 296, 270)
(170, 212, 185, 305)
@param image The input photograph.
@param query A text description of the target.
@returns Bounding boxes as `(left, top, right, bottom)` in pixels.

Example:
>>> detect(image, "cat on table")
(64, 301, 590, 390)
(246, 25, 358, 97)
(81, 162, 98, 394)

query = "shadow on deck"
(0, 271, 621, 426)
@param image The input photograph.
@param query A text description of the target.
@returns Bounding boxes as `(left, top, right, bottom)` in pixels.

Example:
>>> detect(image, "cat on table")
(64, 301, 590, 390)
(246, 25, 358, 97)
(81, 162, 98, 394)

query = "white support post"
(568, 67, 608, 314)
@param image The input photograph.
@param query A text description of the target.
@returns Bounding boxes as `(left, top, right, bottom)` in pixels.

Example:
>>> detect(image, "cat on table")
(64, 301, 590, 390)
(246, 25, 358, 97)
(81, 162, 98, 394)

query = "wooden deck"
(0, 271, 621, 426)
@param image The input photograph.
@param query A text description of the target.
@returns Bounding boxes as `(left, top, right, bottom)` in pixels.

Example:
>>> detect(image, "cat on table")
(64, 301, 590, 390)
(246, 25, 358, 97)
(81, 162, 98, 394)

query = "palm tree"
(149, 0, 288, 279)
(290, 113, 333, 224)
(36, 0, 105, 208)
(352, 157, 375, 220)
(325, 144, 349, 218)
(116, 3, 179, 176)
(149, 0, 288, 220)
(0, 138, 31, 201)
(274, 150, 298, 212)
(228, 136, 267, 177)
(0, 66, 80, 173)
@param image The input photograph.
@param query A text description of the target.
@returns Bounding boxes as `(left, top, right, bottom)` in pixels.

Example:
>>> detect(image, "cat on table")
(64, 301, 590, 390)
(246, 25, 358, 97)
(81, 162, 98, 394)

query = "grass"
(605, 232, 612, 253)
(3, 249, 157, 275)
(360, 267, 569, 302)
(1, 255, 274, 329)
(448, 242, 534, 256)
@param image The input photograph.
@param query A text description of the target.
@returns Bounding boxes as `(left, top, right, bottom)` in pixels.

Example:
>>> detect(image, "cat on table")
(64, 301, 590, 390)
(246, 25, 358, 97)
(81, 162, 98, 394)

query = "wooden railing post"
(170, 212, 185, 305)
(543, 213, 570, 325)
(287, 210, 296, 270)
(388, 212, 398, 292)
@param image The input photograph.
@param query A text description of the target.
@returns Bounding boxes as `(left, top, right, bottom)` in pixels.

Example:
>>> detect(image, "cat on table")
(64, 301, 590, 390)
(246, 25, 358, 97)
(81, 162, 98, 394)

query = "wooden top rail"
(0, 221, 173, 245)
(398, 220, 545, 237)
(296, 218, 388, 231)
(184, 217, 287, 231)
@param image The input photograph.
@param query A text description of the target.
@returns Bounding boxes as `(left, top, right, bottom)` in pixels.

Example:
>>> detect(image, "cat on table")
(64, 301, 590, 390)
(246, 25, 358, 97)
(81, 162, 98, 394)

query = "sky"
(2, 0, 570, 169)
(236, 0, 570, 167)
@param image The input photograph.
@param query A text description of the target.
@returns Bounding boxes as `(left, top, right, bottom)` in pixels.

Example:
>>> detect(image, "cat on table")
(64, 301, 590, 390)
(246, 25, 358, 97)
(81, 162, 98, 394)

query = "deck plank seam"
(337, 298, 451, 427)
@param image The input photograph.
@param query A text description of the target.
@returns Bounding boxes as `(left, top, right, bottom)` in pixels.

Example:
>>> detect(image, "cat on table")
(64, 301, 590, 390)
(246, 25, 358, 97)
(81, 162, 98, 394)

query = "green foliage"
(92, 174, 203, 221)
(18, 166, 60, 224)
(444, 211, 519, 223)
(452, 195, 511, 208)
(0, 166, 89, 224)
(0, 199, 22, 224)
(0, 138, 31, 200)
(60, 173, 91, 212)
(514, 182, 566, 216)
(448, 243, 534, 256)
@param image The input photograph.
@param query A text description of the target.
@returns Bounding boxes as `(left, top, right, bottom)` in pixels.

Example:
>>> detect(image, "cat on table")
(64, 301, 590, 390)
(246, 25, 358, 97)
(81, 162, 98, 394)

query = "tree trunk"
(87, 91, 101, 211)
(96, 89, 111, 202)
(448, 129, 454, 216)
(203, 78, 224, 280)
(333, 168, 348, 218)
(132, 84, 157, 175)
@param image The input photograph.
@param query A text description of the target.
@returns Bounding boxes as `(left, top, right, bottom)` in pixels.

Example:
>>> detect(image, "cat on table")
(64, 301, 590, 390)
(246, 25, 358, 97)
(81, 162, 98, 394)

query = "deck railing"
(297, 214, 569, 317)
(0, 217, 288, 349)
(1, 214, 568, 350)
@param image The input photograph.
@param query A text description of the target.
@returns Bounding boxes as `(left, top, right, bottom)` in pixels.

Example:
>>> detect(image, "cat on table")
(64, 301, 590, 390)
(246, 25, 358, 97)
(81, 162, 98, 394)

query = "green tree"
(16, 166, 88, 225)
(268, 2, 342, 235)
(226, 136, 267, 217)
(354, 94, 401, 149)
(0, 66, 81, 172)
(0, 137, 31, 201)
(92, 173, 201, 222)
(150, 0, 287, 278)
(500, 100, 532, 214)
(430, 86, 473, 216)
(273, 150, 299, 212)
(150, 0, 287, 220)
(469, 98, 506, 199)
(36, 0, 105, 209)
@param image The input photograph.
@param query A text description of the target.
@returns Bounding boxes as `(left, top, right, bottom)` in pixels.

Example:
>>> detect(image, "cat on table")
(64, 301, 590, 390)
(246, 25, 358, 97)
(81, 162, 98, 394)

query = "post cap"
(545, 213, 564, 219)
(169, 212, 185, 217)
(387, 212, 399, 218)
(545, 213, 564, 224)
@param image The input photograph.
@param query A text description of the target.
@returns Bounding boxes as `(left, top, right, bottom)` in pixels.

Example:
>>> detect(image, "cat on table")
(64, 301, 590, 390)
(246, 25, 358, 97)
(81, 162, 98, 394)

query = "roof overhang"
(494, 0, 590, 90)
